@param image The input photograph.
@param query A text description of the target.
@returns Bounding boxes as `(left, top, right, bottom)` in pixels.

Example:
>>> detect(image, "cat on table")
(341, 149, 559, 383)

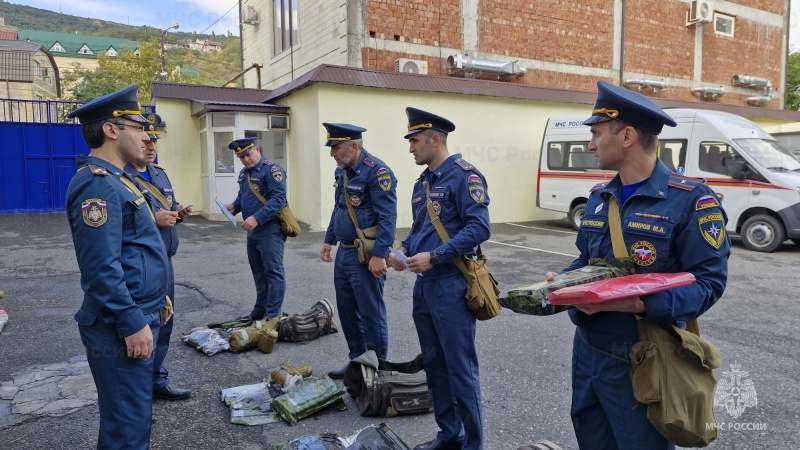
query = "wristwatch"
(429, 251, 441, 266)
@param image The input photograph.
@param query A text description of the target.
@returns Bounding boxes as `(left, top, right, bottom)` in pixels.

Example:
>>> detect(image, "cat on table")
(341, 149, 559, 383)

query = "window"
(658, 140, 687, 173)
(78, 45, 93, 55)
(34, 60, 41, 77)
(273, 0, 299, 55)
(547, 141, 597, 170)
(714, 13, 734, 37)
(50, 42, 65, 53)
(698, 142, 736, 175)
(214, 131, 235, 173)
(106, 47, 117, 57)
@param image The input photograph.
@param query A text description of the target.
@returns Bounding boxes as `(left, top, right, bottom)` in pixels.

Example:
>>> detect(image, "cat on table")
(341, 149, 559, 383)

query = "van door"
(690, 140, 756, 229)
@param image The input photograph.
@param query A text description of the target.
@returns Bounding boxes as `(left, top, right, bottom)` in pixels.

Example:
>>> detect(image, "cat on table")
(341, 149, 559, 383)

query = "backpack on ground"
(343, 350, 433, 417)
(277, 298, 338, 342)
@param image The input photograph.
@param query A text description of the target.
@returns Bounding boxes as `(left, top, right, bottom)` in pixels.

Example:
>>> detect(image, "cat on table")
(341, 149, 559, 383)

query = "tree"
(787, 51, 800, 111)
(63, 38, 200, 103)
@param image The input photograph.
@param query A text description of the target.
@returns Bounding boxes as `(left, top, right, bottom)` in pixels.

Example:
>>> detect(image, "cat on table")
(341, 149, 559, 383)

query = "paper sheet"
(390, 248, 421, 276)
(215, 197, 239, 228)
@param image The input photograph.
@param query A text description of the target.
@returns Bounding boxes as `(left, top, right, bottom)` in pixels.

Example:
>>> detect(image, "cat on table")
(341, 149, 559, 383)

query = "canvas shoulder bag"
(247, 172, 301, 237)
(342, 173, 399, 264)
(425, 183, 501, 321)
(608, 197, 721, 447)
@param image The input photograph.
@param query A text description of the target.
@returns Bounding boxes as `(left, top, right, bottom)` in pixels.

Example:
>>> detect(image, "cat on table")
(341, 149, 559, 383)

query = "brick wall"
(365, 0, 463, 50)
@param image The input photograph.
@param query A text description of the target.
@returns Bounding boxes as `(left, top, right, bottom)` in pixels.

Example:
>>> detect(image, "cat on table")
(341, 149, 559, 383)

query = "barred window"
(0, 50, 33, 82)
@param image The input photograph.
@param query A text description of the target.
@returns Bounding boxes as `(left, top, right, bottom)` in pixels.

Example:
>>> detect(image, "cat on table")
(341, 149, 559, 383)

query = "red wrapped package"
(549, 272, 696, 305)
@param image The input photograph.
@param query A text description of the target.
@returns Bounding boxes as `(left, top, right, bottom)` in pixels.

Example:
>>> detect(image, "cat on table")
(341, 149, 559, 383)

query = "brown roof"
(0, 39, 40, 52)
(152, 82, 271, 103)
(265, 65, 800, 122)
(0, 31, 18, 40)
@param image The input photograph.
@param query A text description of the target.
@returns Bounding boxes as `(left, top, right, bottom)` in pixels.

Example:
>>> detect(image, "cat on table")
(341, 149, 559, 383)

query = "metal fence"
(0, 99, 156, 124)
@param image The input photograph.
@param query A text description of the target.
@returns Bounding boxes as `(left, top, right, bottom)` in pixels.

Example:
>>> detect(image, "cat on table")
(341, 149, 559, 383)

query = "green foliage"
(787, 52, 800, 111)
(63, 39, 202, 103)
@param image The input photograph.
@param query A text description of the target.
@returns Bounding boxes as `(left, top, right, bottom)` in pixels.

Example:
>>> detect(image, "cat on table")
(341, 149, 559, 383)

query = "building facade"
(240, 0, 788, 109)
(0, 39, 61, 119)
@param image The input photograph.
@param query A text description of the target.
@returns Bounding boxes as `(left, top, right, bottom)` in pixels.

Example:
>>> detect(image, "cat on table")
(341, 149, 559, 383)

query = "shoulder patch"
(363, 157, 378, 168)
(695, 194, 720, 211)
(87, 164, 109, 176)
(468, 174, 482, 184)
(151, 163, 165, 170)
(455, 159, 474, 171)
(264, 159, 274, 166)
(82, 198, 108, 227)
(590, 182, 607, 193)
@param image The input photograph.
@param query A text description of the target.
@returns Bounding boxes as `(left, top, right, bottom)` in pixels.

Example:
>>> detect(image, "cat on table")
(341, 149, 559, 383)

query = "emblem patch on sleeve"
(82, 198, 108, 228)
(699, 213, 726, 249)
(349, 194, 361, 207)
(469, 185, 485, 202)
(271, 166, 283, 182)
(377, 168, 392, 191)
(695, 194, 720, 211)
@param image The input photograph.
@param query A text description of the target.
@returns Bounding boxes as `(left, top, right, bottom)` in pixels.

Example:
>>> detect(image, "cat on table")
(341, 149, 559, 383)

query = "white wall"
(153, 98, 204, 211)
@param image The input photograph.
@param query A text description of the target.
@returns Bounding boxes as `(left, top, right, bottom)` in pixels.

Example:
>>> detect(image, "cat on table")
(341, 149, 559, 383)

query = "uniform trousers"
(571, 331, 674, 450)
(152, 258, 174, 389)
(78, 309, 162, 450)
(246, 224, 287, 319)
(413, 273, 483, 450)
(333, 246, 388, 359)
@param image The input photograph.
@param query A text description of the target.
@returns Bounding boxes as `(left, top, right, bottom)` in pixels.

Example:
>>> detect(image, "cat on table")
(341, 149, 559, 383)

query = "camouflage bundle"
(500, 257, 634, 316)
(270, 377, 346, 426)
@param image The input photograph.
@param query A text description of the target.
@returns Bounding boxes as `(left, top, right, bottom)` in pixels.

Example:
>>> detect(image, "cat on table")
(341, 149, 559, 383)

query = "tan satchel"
(247, 173, 300, 237)
(343, 173, 399, 264)
(607, 197, 720, 446)
(425, 183, 501, 321)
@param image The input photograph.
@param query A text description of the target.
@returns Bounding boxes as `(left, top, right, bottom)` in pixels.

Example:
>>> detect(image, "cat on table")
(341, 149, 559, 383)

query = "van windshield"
(734, 139, 800, 172)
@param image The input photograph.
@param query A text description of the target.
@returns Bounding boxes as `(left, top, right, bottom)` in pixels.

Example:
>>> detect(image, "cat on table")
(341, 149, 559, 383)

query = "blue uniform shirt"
(564, 160, 730, 344)
(66, 155, 170, 338)
(126, 163, 180, 258)
(324, 149, 398, 258)
(231, 157, 287, 235)
(402, 154, 491, 279)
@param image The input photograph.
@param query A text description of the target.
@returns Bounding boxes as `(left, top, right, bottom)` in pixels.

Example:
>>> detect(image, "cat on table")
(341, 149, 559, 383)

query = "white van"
(536, 109, 800, 252)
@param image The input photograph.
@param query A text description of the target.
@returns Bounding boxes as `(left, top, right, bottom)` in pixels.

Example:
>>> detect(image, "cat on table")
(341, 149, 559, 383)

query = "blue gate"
(0, 99, 87, 213)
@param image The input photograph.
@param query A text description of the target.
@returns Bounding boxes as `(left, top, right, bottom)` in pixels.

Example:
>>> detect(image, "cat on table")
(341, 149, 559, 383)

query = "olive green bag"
(343, 174, 399, 264)
(425, 184, 501, 321)
(608, 197, 720, 447)
(247, 173, 301, 237)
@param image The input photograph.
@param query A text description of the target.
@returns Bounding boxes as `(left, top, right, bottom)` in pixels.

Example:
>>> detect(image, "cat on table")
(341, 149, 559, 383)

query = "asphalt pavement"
(0, 213, 798, 449)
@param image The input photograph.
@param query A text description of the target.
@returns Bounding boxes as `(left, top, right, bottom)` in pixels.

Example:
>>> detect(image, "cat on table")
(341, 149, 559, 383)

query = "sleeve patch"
(455, 159, 474, 171)
(81, 198, 108, 227)
(468, 174, 482, 184)
(699, 212, 726, 249)
(695, 194, 720, 211)
(271, 166, 283, 183)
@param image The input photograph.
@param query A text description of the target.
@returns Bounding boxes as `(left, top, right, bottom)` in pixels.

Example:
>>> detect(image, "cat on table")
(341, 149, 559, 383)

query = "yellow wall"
(153, 98, 204, 212)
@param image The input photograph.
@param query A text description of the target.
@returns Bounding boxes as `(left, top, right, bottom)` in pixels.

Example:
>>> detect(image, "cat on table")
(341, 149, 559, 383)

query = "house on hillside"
(189, 38, 223, 53)
(0, 39, 61, 119)
(17, 30, 138, 84)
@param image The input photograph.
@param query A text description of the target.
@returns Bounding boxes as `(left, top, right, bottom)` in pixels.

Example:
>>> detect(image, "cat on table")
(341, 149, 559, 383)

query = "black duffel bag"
(343, 350, 433, 417)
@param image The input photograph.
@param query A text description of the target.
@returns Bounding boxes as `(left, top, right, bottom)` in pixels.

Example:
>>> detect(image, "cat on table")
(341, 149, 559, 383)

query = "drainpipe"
(619, 0, 626, 86)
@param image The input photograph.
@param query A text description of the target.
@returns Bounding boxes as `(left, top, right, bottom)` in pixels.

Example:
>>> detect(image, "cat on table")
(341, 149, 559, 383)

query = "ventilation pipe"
(623, 79, 667, 92)
(446, 54, 527, 79)
(691, 86, 726, 99)
(732, 74, 773, 106)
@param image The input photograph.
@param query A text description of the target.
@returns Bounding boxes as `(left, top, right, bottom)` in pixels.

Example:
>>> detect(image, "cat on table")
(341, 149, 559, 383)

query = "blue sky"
(11, 0, 241, 36)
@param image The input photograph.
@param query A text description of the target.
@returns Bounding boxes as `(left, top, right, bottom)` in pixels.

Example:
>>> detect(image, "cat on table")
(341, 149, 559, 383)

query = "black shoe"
(327, 364, 349, 379)
(413, 438, 462, 450)
(248, 310, 266, 321)
(153, 384, 191, 400)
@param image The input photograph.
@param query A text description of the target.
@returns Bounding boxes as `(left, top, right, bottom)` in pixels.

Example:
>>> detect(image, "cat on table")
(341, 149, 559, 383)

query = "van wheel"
(568, 203, 586, 231)
(741, 215, 785, 252)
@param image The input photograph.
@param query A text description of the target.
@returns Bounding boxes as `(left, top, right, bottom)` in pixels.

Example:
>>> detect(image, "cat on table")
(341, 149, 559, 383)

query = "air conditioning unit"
(268, 115, 289, 130)
(242, 5, 259, 25)
(394, 59, 428, 75)
(687, 0, 714, 24)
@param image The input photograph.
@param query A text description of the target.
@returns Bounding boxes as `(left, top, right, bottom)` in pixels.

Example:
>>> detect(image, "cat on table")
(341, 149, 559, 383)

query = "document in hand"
(549, 272, 696, 305)
(214, 196, 238, 228)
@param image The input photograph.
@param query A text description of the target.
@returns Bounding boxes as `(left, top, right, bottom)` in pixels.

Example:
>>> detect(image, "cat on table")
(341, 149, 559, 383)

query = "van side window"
(698, 142, 736, 175)
(658, 140, 686, 172)
(547, 141, 596, 170)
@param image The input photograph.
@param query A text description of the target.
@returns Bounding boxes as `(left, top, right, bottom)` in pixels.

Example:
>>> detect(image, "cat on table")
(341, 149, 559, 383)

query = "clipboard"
(214, 197, 239, 228)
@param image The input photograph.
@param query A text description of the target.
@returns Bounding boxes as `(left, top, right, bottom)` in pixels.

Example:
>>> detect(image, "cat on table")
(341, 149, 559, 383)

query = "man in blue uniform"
(319, 123, 398, 379)
(547, 81, 731, 449)
(65, 84, 172, 449)
(224, 137, 288, 320)
(126, 114, 192, 400)
(389, 108, 491, 450)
